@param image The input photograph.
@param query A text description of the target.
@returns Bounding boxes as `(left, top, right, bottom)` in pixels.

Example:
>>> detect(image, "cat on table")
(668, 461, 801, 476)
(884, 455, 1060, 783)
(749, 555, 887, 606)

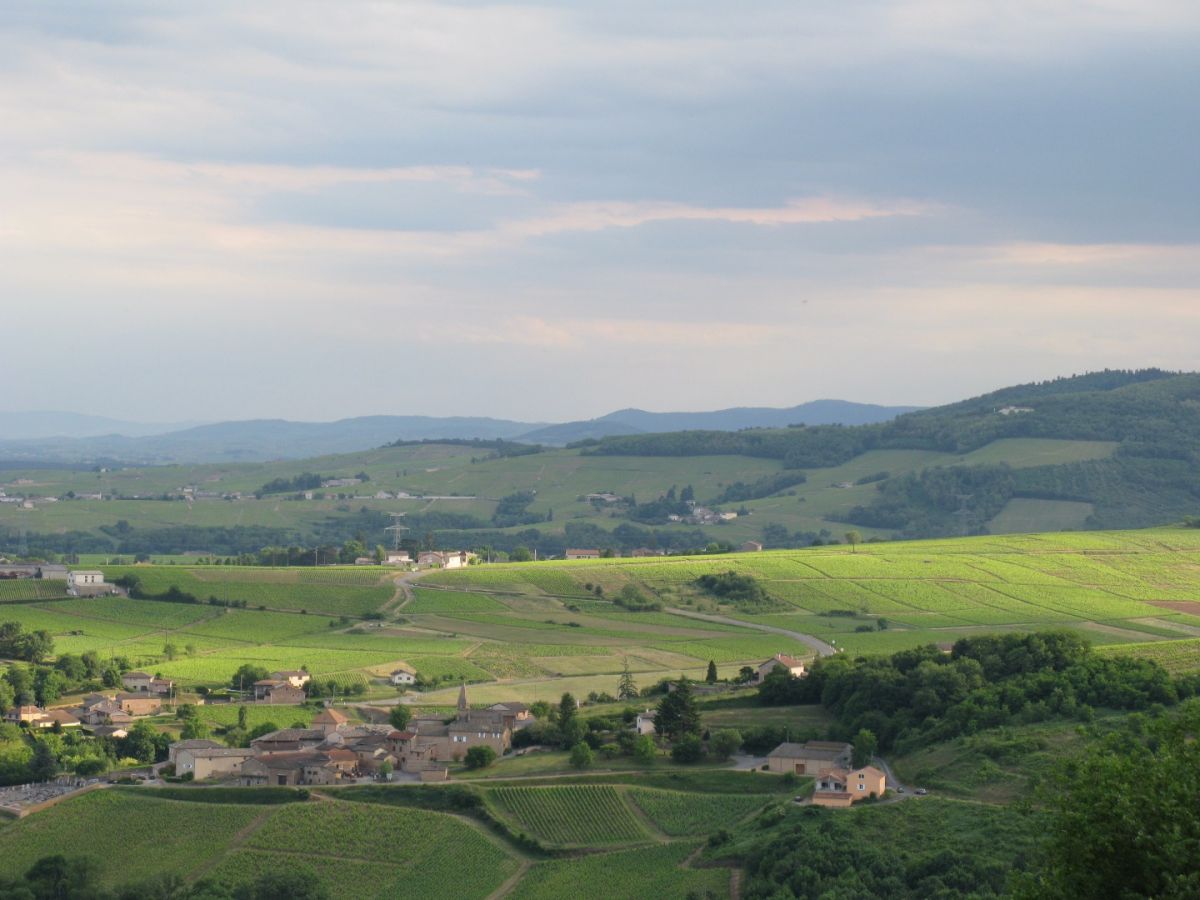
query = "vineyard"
(1098, 637, 1200, 674)
(0, 791, 262, 886)
(428, 528, 1200, 659)
(486, 785, 650, 846)
(514, 841, 730, 899)
(101, 566, 394, 616)
(0, 579, 68, 602)
(627, 788, 772, 836)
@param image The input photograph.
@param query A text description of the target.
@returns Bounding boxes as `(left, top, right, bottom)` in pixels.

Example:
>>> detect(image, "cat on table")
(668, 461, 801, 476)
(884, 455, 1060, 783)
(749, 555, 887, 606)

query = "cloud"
(0, 2, 1197, 420)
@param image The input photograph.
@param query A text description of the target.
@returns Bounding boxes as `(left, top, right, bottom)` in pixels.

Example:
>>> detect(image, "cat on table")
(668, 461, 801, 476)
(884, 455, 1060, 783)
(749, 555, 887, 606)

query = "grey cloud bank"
(1, 1, 1197, 422)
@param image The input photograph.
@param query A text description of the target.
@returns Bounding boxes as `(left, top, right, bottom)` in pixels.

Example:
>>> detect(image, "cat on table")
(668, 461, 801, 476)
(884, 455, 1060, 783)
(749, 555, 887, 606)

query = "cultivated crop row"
(487, 785, 648, 846)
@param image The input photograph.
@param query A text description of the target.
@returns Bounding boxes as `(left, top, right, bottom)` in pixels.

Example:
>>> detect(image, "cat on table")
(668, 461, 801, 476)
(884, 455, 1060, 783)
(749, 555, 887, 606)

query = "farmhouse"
(116, 693, 163, 717)
(740, 541, 764, 552)
(120, 672, 174, 696)
(66, 570, 108, 595)
(253, 680, 307, 704)
(174, 747, 255, 780)
(417, 550, 475, 569)
(271, 670, 311, 689)
(812, 766, 887, 807)
(635, 710, 656, 735)
(383, 550, 412, 566)
(250, 727, 327, 754)
(167, 739, 224, 764)
(767, 741, 853, 776)
(755, 653, 807, 682)
(313, 707, 349, 735)
(564, 549, 601, 560)
(3, 706, 81, 729)
(390, 669, 417, 686)
(77, 701, 132, 727)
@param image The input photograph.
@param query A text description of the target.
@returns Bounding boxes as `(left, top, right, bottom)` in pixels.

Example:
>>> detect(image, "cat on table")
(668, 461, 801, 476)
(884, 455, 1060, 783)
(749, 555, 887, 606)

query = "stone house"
(755, 654, 807, 683)
(767, 741, 854, 776)
(121, 672, 174, 696)
(168, 739, 224, 765)
(250, 727, 327, 754)
(116, 693, 163, 717)
(176, 747, 256, 780)
(253, 680, 307, 704)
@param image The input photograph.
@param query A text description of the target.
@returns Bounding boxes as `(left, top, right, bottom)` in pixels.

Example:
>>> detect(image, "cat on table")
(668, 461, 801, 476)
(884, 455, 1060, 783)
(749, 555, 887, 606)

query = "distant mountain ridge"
(0, 411, 204, 440)
(0, 400, 918, 464)
(513, 400, 922, 444)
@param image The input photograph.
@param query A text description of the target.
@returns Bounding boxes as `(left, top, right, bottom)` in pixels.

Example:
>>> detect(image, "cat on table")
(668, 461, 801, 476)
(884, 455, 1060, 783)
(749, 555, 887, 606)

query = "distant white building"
(564, 549, 601, 560)
(998, 405, 1034, 416)
(67, 570, 107, 595)
(635, 710, 656, 735)
(390, 669, 417, 686)
(384, 550, 412, 566)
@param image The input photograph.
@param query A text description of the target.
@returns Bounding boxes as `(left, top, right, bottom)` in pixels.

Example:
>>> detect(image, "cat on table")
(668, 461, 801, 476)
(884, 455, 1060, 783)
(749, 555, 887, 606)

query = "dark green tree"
(617, 659, 639, 700)
(654, 678, 701, 741)
(388, 706, 412, 731)
(851, 728, 878, 768)
(464, 745, 497, 769)
(705, 660, 718, 684)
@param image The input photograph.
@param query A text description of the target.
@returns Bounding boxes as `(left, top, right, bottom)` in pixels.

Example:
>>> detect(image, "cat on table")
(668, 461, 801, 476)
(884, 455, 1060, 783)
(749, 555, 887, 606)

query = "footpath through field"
(664, 607, 836, 657)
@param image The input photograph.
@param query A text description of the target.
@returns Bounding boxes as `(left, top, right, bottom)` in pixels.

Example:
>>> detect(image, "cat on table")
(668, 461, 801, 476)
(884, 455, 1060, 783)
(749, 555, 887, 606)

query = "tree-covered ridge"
(760, 631, 1190, 752)
(582, 370, 1200, 537)
(585, 369, 1197, 462)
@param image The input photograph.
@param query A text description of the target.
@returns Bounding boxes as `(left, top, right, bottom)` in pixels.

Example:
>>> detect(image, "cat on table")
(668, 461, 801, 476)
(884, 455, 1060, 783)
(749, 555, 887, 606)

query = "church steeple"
(457, 682, 469, 716)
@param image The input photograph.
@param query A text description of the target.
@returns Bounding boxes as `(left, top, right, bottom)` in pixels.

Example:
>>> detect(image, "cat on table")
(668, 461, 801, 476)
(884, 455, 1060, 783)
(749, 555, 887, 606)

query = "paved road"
(665, 607, 837, 657)
(872, 755, 921, 798)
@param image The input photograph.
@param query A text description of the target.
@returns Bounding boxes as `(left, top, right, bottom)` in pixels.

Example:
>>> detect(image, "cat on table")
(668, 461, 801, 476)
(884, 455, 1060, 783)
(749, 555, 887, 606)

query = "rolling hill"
(0, 400, 917, 463)
(0, 370, 1198, 556)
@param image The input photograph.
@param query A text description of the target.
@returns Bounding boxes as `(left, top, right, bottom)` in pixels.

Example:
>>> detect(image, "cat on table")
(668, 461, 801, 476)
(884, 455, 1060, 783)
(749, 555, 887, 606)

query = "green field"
(424, 528, 1200, 658)
(102, 566, 394, 616)
(515, 841, 729, 900)
(0, 791, 518, 899)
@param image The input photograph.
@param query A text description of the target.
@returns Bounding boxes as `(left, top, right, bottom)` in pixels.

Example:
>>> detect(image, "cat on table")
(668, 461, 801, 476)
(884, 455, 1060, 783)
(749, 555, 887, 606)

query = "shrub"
(671, 735, 704, 764)
(464, 745, 497, 770)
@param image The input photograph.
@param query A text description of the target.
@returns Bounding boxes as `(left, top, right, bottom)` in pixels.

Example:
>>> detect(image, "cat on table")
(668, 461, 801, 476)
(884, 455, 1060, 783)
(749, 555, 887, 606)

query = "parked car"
(914, 788, 928, 795)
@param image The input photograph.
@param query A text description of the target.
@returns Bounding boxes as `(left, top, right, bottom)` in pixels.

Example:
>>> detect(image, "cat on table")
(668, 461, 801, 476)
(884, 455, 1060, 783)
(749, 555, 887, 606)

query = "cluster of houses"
(172, 686, 533, 786)
(5, 671, 177, 737)
(353, 549, 477, 569)
(0, 562, 69, 580)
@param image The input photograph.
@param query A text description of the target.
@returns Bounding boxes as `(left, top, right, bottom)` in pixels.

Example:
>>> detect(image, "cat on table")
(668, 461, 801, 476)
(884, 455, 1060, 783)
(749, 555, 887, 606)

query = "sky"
(1, 1, 1198, 423)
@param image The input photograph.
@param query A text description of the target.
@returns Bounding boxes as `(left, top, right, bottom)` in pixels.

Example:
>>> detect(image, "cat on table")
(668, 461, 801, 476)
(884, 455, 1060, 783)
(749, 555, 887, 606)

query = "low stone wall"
(0, 779, 107, 818)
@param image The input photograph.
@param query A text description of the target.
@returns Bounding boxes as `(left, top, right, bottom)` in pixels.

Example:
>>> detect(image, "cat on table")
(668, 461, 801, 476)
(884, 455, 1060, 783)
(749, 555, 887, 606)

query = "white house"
(390, 669, 417, 686)
(564, 549, 601, 560)
(635, 710, 657, 735)
(384, 550, 412, 566)
(67, 570, 108, 595)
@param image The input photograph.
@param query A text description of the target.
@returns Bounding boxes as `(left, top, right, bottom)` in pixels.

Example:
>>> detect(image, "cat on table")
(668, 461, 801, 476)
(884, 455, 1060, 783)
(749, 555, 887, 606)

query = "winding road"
(665, 607, 837, 657)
